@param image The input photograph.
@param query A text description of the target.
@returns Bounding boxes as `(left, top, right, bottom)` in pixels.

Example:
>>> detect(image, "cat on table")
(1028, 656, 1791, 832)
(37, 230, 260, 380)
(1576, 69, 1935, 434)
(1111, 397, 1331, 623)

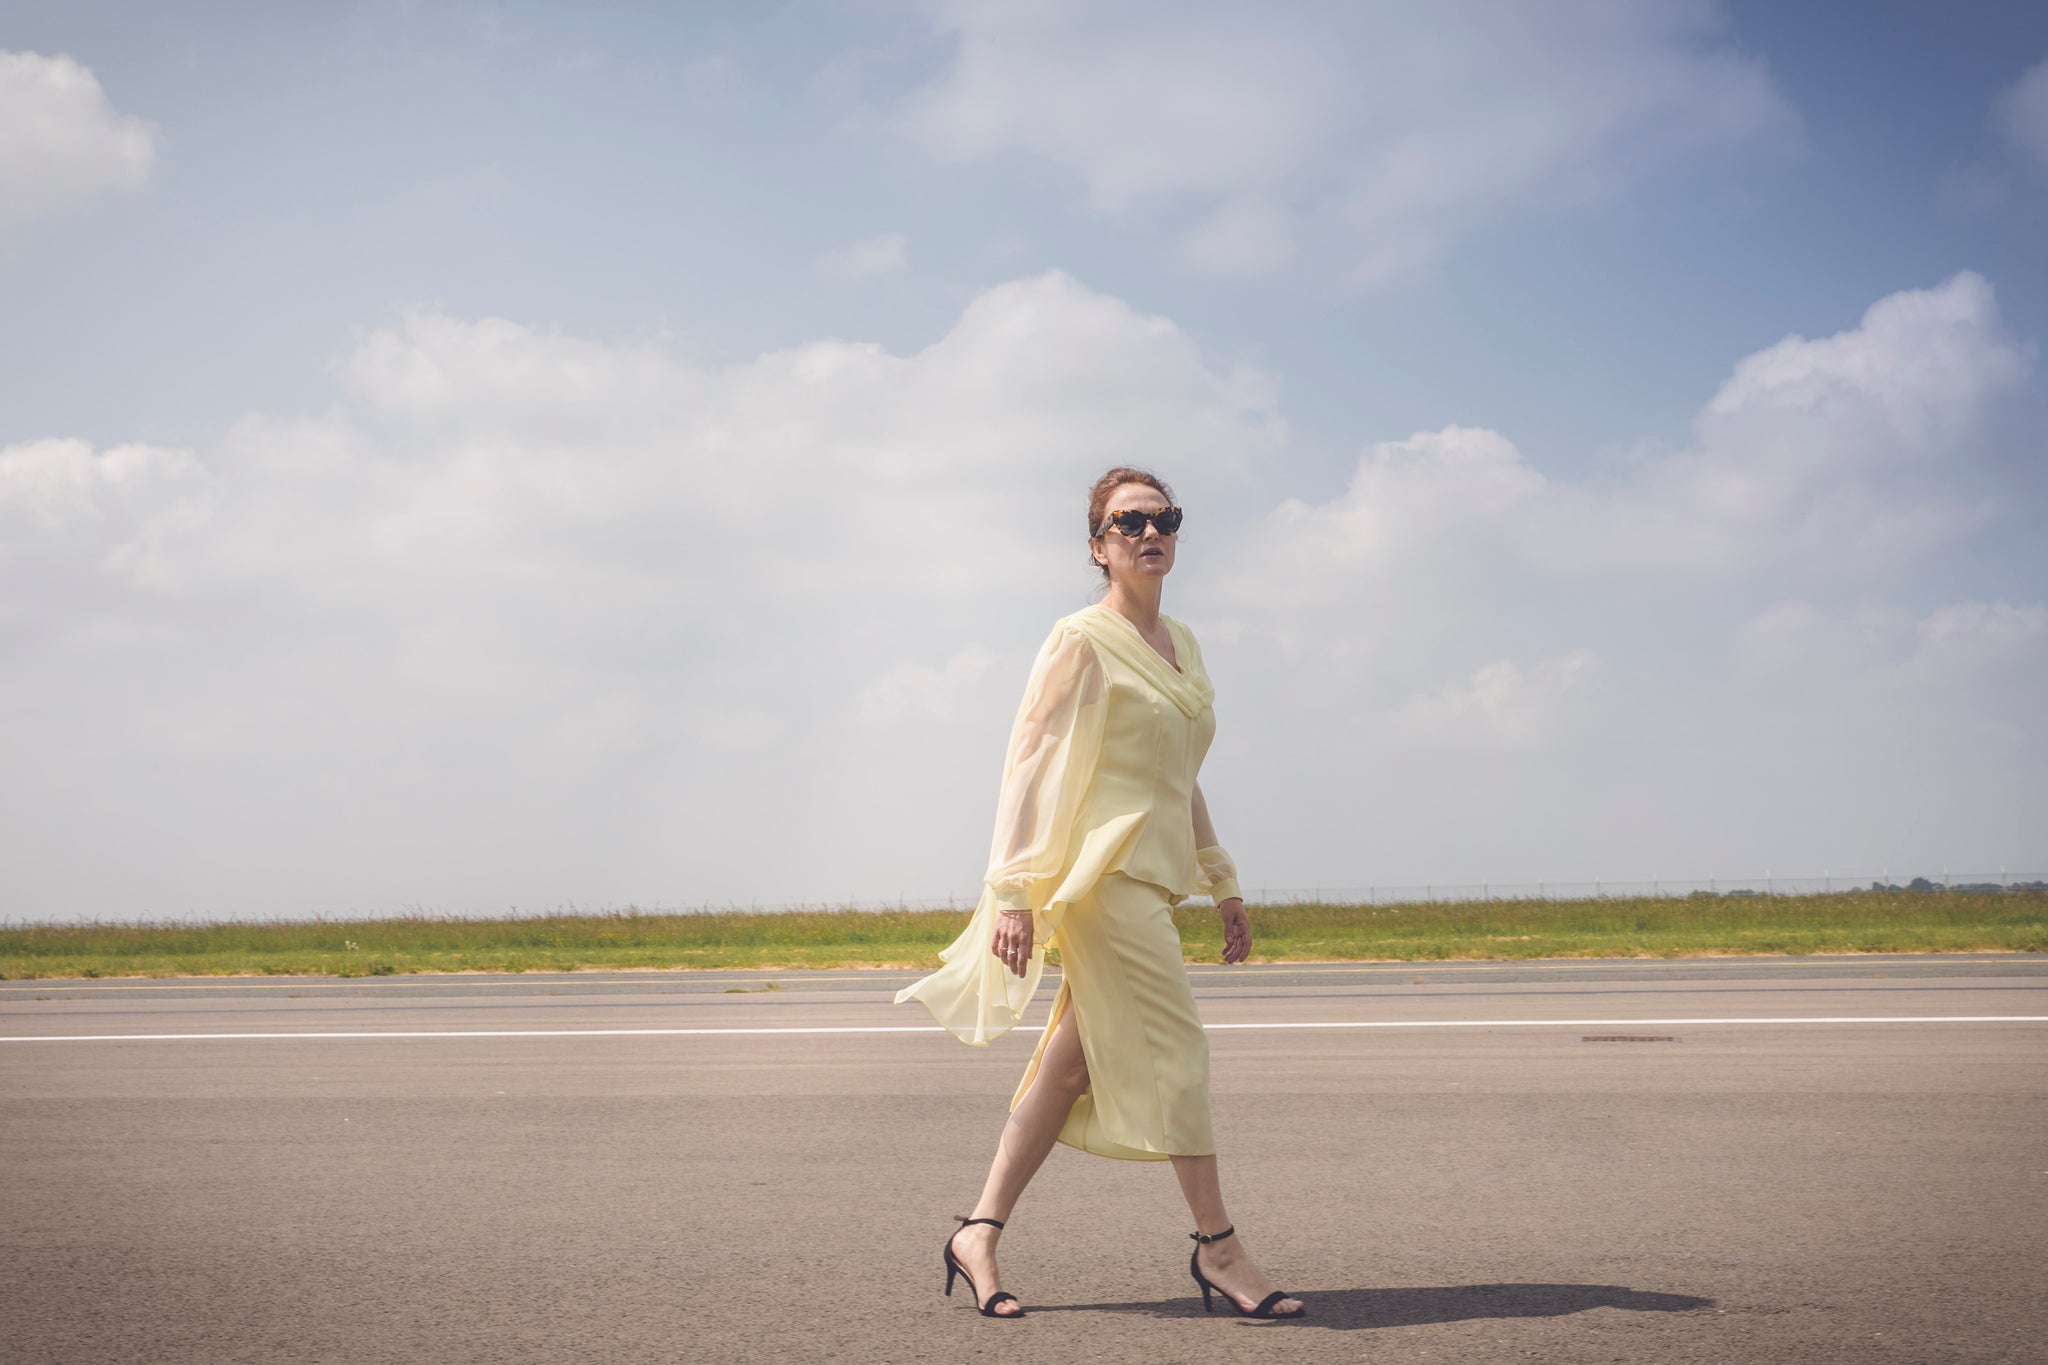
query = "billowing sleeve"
(892, 626, 1107, 1045)
(983, 627, 1108, 927)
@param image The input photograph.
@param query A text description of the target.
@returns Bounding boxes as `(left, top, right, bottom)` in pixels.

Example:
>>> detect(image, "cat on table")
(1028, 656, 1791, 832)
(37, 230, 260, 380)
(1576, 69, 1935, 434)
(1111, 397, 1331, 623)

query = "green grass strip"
(1, 889, 2042, 980)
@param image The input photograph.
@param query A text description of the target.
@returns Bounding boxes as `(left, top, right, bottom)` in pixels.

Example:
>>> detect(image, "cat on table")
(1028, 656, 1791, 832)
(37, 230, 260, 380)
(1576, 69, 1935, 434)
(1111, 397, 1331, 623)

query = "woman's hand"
(992, 909, 1035, 978)
(1218, 897, 1251, 964)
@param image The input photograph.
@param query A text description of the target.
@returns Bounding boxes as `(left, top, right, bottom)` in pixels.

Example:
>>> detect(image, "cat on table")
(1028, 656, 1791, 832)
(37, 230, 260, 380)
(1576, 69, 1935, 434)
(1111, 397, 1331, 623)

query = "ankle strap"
(956, 1216, 1005, 1230)
(1190, 1225, 1235, 1244)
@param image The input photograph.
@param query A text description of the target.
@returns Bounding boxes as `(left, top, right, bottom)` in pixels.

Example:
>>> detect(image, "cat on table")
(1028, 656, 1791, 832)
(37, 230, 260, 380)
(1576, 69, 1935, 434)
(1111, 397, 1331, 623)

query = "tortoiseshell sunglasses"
(1095, 506, 1184, 538)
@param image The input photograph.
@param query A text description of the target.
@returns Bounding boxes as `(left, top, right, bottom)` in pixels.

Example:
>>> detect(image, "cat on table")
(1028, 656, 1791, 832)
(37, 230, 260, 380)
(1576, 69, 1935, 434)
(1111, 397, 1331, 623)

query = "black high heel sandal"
(943, 1216, 1023, 1318)
(1189, 1226, 1303, 1318)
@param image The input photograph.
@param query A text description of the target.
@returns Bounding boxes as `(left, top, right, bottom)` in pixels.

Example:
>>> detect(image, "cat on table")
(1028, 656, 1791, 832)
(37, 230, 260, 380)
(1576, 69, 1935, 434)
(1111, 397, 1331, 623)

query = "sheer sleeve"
(983, 627, 1109, 933)
(891, 625, 1106, 1044)
(1194, 846, 1241, 904)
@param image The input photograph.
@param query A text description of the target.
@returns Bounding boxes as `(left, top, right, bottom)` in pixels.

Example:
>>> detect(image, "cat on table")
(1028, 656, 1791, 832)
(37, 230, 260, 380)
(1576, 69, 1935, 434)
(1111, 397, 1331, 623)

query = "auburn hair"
(1085, 466, 1176, 581)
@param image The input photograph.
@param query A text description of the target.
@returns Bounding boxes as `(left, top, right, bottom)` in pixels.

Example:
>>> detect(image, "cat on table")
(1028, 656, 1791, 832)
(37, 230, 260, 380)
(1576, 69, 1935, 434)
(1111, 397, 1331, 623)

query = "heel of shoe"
(1188, 1246, 1216, 1311)
(943, 1256, 959, 1297)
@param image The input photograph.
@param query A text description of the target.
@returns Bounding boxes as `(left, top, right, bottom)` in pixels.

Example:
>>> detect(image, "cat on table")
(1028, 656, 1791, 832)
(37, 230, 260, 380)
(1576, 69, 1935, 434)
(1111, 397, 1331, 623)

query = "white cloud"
(859, 647, 996, 724)
(0, 50, 157, 228)
(1381, 651, 1600, 753)
(1208, 273, 2033, 694)
(1734, 599, 2048, 685)
(900, 1, 1793, 280)
(0, 437, 207, 590)
(1545, 270, 2032, 578)
(1701, 272, 2029, 436)
(0, 437, 191, 522)
(2, 269, 2042, 918)
(814, 231, 910, 282)
(1720, 598, 2048, 803)
(0, 272, 1276, 916)
(1915, 601, 2048, 667)
(1225, 272, 2031, 622)
(1996, 55, 2048, 169)
(1203, 257, 2023, 759)
(1189, 271, 2043, 882)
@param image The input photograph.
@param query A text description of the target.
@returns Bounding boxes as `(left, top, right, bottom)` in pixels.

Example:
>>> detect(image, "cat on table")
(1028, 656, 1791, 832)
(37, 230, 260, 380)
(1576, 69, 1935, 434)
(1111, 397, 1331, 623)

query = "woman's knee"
(1050, 1051, 1090, 1096)
(1042, 1021, 1090, 1096)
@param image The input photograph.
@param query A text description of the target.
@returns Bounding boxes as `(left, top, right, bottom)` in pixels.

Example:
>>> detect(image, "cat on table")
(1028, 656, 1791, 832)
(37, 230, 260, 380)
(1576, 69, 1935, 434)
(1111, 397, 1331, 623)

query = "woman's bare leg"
(948, 1003, 1090, 1315)
(1170, 1154, 1303, 1316)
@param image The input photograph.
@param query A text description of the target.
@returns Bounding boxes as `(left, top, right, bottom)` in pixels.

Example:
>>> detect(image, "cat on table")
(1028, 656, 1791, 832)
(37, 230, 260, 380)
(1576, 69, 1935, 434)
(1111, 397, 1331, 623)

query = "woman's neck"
(1100, 577, 1164, 631)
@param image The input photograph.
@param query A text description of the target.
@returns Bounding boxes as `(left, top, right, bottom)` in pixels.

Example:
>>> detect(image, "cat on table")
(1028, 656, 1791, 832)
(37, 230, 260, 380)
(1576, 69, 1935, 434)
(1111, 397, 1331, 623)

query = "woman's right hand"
(992, 909, 1035, 978)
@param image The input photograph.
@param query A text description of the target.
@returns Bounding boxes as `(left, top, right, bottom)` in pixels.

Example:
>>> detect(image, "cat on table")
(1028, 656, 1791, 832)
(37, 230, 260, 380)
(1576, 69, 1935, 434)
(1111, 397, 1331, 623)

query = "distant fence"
(757, 870, 2048, 915)
(1239, 872, 2048, 905)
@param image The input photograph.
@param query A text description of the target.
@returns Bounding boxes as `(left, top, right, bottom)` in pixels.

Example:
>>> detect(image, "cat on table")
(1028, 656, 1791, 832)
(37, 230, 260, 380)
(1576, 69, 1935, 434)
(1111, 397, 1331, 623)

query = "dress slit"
(1010, 872, 1214, 1162)
(1010, 978, 1076, 1109)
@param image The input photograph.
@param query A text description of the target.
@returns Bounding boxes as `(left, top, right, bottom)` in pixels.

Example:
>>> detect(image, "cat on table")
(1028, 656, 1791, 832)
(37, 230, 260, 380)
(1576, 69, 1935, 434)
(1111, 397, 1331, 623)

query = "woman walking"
(896, 467, 1303, 1321)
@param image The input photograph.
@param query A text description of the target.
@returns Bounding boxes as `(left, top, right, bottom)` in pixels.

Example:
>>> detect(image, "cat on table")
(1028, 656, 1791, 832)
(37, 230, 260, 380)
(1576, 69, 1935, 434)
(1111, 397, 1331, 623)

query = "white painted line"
(2, 1015, 2045, 1042)
(1202, 1016, 2048, 1029)
(0, 1026, 950, 1042)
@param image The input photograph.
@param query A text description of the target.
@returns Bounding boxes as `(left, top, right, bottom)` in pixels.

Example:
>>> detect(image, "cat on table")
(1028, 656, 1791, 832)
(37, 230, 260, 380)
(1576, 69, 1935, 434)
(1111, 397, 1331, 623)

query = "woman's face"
(1091, 482, 1177, 585)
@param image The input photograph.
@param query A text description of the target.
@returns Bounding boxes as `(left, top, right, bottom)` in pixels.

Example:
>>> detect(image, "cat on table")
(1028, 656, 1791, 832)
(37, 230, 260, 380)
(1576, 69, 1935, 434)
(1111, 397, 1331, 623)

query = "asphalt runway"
(4, 954, 2046, 1364)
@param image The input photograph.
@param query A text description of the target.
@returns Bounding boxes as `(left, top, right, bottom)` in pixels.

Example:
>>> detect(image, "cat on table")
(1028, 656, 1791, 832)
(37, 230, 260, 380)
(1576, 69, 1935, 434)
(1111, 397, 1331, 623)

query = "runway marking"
(3, 1016, 2044, 1042)
(1201, 1015, 2048, 1030)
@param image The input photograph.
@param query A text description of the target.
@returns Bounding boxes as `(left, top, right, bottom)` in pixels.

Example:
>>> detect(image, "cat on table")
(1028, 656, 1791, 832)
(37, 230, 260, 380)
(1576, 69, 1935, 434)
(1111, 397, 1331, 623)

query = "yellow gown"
(895, 602, 1242, 1161)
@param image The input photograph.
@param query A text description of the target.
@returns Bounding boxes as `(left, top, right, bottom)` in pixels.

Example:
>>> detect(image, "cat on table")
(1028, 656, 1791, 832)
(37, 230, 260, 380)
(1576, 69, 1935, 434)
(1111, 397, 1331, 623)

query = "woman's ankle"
(1199, 1235, 1248, 1268)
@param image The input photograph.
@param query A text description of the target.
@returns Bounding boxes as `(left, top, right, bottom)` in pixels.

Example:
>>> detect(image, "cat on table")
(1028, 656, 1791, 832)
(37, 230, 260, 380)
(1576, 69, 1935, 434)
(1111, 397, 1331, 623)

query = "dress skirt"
(1010, 871, 1215, 1162)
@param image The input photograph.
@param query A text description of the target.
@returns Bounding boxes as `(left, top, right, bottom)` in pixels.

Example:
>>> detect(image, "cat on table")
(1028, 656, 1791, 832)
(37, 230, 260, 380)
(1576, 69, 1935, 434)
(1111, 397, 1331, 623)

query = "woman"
(896, 467, 1304, 1321)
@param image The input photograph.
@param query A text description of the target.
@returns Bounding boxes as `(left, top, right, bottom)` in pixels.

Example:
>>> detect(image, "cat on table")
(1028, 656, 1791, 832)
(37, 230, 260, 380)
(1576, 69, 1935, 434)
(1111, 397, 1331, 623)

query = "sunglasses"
(1095, 506, 1184, 538)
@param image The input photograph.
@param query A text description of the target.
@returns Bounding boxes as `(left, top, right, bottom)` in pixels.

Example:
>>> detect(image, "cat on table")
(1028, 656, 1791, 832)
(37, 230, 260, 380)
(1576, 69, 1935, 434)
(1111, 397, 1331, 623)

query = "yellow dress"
(895, 602, 1243, 1162)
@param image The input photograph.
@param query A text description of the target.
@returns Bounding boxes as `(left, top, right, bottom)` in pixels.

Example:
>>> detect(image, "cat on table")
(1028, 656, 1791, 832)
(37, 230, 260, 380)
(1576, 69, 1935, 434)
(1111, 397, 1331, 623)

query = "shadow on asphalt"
(1029, 1282, 1715, 1328)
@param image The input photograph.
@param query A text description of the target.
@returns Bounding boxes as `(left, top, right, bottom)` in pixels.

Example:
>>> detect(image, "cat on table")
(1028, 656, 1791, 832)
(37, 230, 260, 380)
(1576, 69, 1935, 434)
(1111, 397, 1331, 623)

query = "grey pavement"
(3, 954, 2045, 1363)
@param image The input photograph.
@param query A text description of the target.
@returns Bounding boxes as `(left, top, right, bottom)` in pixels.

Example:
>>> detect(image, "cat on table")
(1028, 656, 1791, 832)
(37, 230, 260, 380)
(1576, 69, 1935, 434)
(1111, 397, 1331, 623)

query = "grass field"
(1, 889, 2042, 980)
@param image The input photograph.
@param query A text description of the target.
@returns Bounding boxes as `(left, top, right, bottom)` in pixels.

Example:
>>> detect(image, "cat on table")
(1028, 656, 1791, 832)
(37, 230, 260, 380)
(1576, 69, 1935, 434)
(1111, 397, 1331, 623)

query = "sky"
(2, 0, 2045, 921)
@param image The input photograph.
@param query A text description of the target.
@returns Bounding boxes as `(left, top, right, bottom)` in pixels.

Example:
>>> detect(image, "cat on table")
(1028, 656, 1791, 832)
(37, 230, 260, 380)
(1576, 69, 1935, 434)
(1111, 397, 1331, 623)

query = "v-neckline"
(1070, 604, 1213, 718)
(1095, 604, 1181, 673)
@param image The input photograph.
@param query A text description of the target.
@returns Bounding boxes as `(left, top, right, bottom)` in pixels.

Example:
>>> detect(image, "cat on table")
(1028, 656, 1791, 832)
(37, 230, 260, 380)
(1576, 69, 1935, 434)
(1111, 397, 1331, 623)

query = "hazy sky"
(3, 1, 2045, 920)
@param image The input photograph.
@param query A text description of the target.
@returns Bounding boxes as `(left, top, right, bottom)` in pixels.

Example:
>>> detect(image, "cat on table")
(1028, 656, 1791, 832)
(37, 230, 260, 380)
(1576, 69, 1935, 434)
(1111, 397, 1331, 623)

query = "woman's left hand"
(1218, 897, 1251, 964)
